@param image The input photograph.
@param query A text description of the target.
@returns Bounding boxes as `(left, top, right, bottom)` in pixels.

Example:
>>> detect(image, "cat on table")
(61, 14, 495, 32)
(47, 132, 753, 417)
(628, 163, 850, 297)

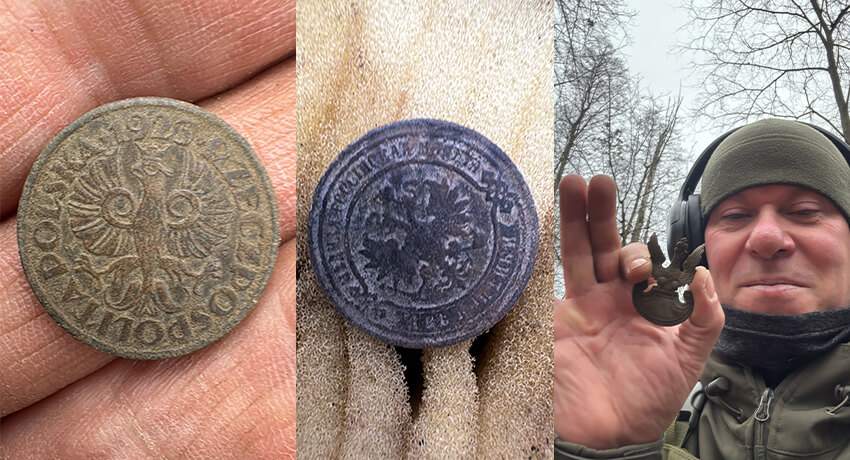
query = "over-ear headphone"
(666, 122, 850, 261)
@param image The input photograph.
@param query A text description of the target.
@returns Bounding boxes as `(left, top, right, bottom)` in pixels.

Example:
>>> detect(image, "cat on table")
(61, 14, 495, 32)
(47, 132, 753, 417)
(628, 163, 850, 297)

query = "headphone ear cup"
(667, 199, 687, 259)
(667, 194, 705, 264)
(685, 193, 704, 251)
(685, 193, 708, 268)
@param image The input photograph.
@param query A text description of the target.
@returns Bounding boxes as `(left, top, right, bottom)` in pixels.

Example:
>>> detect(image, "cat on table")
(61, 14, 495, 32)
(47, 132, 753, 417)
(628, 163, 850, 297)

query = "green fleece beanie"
(701, 119, 850, 221)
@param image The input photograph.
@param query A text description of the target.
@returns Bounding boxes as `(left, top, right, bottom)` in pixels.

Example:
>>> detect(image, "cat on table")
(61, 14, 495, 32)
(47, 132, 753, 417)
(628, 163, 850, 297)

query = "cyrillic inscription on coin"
(17, 97, 279, 359)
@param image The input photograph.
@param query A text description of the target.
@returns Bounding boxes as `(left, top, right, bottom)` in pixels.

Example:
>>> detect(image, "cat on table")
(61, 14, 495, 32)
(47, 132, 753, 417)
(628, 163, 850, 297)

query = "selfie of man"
(555, 119, 850, 458)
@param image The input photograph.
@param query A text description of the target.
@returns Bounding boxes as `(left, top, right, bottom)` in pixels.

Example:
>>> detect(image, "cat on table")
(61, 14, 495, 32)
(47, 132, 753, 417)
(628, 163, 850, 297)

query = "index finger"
(0, 218, 115, 417)
(559, 175, 595, 297)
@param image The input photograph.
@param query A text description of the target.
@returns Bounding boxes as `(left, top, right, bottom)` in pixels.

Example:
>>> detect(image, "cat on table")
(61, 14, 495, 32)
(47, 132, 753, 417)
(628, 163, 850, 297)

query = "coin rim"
(308, 118, 538, 348)
(17, 97, 280, 360)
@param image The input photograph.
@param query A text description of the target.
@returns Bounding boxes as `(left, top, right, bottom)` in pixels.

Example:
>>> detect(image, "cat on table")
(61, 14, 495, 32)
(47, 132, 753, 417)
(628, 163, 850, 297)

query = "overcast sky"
(624, 0, 716, 162)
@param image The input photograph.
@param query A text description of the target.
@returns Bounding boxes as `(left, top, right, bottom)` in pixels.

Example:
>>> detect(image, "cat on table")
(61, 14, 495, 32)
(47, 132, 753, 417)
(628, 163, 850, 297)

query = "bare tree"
(555, 0, 687, 266)
(576, 89, 686, 246)
(614, 95, 685, 245)
(554, 0, 633, 194)
(680, 0, 850, 140)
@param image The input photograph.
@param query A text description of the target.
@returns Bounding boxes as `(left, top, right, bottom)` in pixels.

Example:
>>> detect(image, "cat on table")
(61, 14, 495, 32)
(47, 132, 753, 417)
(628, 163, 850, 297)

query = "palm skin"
(0, 1, 295, 458)
(554, 174, 724, 449)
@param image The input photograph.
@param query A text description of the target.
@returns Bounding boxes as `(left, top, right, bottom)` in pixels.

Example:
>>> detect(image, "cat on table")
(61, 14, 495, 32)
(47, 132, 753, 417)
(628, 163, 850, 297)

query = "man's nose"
(744, 209, 795, 259)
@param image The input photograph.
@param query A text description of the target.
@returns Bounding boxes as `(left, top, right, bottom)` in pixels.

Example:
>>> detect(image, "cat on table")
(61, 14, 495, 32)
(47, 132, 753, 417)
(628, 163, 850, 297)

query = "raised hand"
(554, 175, 724, 449)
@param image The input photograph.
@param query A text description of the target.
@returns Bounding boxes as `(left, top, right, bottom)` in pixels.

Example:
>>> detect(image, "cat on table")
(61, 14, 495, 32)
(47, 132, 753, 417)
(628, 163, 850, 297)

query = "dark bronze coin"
(308, 119, 538, 348)
(17, 97, 279, 359)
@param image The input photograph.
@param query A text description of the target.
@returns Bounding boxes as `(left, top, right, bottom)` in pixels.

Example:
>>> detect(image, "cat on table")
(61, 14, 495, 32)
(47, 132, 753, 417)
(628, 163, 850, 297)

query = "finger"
(619, 243, 652, 284)
(586, 175, 621, 282)
(200, 58, 296, 243)
(0, 218, 115, 417)
(0, 0, 296, 218)
(676, 267, 724, 367)
(1, 239, 296, 458)
(559, 175, 594, 297)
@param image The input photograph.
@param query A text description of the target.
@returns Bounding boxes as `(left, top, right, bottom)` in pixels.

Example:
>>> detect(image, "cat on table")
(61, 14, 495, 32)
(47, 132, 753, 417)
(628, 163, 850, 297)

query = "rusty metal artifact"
(632, 234, 704, 327)
(17, 97, 279, 359)
(308, 119, 538, 348)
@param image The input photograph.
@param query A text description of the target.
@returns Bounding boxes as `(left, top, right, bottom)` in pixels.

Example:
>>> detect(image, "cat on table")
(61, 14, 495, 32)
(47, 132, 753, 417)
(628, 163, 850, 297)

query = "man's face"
(704, 184, 850, 314)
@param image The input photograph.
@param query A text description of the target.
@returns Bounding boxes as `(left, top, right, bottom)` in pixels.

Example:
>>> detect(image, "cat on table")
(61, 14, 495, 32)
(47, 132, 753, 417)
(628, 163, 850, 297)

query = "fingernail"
(703, 268, 716, 300)
(628, 258, 648, 274)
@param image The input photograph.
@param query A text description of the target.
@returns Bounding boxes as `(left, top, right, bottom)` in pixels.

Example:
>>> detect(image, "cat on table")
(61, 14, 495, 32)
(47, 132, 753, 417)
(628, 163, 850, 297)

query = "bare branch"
(678, 0, 850, 141)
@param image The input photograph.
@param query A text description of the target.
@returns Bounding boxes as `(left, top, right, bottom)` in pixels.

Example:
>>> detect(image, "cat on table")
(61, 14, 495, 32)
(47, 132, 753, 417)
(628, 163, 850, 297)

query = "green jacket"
(556, 343, 850, 459)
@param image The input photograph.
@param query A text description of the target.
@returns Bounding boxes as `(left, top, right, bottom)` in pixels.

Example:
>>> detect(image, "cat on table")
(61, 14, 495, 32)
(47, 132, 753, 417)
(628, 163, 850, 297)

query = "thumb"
(676, 267, 725, 363)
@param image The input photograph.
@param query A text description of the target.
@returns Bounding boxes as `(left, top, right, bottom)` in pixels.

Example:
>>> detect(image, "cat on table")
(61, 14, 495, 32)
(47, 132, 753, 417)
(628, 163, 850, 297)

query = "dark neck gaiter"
(714, 305, 850, 379)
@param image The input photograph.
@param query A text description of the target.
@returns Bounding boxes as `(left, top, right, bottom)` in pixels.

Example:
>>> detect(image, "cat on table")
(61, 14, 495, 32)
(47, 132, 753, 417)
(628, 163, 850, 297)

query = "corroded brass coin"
(17, 97, 279, 359)
(308, 119, 538, 348)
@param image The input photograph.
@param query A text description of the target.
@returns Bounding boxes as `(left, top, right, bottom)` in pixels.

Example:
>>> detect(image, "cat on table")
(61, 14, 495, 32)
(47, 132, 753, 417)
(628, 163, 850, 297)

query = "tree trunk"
(810, 0, 850, 141)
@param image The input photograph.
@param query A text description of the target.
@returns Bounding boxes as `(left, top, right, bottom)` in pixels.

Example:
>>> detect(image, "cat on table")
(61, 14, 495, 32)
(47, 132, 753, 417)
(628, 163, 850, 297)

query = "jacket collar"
(698, 343, 850, 455)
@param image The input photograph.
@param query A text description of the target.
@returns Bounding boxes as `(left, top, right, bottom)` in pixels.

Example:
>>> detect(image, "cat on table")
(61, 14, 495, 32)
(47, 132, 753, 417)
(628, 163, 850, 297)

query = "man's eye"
(791, 209, 818, 216)
(722, 213, 747, 220)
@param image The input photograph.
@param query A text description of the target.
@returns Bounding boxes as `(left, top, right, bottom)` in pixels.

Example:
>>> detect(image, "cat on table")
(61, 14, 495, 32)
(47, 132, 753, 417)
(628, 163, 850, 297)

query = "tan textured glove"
(296, 1, 554, 458)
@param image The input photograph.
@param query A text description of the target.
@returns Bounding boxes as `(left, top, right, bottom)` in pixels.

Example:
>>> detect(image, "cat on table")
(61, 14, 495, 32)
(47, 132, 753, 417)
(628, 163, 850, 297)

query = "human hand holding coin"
(0, 1, 294, 457)
(554, 175, 724, 449)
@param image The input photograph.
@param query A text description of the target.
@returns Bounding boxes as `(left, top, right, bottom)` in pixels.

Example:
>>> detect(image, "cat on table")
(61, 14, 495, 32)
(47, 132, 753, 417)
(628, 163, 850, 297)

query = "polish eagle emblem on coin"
(17, 98, 279, 359)
(68, 144, 233, 317)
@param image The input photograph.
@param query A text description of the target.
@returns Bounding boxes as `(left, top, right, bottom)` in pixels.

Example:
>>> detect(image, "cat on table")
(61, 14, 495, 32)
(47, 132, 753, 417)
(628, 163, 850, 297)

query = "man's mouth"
(744, 279, 802, 286)
(741, 279, 808, 292)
